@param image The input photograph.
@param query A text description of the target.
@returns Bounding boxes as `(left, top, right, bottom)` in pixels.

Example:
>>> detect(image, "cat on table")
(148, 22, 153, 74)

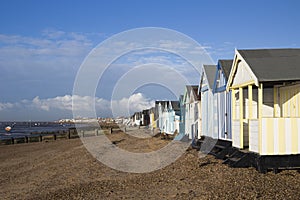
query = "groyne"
(0, 127, 116, 145)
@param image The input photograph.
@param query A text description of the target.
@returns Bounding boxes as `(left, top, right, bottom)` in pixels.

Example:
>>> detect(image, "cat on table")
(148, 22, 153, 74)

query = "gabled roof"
(203, 65, 217, 90)
(170, 101, 180, 111)
(218, 59, 233, 79)
(142, 109, 150, 114)
(237, 49, 300, 82)
(155, 100, 167, 105)
(149, 107, 155, 113)
(179, 95, 184, 104)
(183, 85, 197, 103)
(155, 100, 180, 111)
(186, 85, 197, 95)
(192, 86, 201, 101)
(185, 85, 200, 101)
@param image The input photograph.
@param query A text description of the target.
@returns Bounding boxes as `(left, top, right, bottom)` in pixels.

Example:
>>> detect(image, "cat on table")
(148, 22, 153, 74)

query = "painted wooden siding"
(245, 88, 258, 119)
(262, 88, 274, 117)
(190, 102, 196, 139)
(150, 113, 156, 128)
(175, 115, 180, 134)
(279, 84, 300, 117)
(215, 67, 229, 141)
(179, 100, 185, 136)
(158, 103, 163, 129)
(260, 118, 300, 155)
(165, 111, 176, 134)
(235, 87, 273, 119)
(217, 92, 225, 138)
(249, 119, 259, 153)
(232, 120, 241, 148)
(233, 89, 250, 148)
(217, 90, 232, 140)
(232, 121, 249, 148)
(213, 94, 218, 139)
(201, 92, 209, 137)
(196, 102, 201, 139)
(231, 61, 255, 87)
(185, 103, 192, 138)
(201, 91, 211, 138)
(201, 90, 218, 139)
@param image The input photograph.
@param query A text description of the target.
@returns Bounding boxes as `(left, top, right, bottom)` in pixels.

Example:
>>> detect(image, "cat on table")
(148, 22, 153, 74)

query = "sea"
(0, 121, 76, 139)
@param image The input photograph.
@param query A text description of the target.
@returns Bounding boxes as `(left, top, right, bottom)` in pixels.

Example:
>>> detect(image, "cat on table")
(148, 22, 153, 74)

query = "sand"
(0, 128, 300, 200)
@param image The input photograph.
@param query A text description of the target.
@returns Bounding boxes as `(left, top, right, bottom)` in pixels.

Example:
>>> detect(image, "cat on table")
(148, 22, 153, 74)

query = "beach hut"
(131, 111, 142, 126)
(226, 48, 300, 171)
(199, 65, 218, 139)
(183, 85, 201, 139)
(157, 101, 181, 135)
(149, 107, 156, 129)
(141, 109, 150, 126)
(178, 95, 185, 137)
(213, 59, 233, 141)
(155, 101, 165, 130)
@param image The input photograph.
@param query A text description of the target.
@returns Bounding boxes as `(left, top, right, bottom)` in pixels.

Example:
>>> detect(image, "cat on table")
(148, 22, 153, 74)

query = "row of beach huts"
(129, 48, 300, 173)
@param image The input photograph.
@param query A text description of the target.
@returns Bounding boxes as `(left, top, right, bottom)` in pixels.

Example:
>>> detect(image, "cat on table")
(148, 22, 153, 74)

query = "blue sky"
(0, 0, 299, 121)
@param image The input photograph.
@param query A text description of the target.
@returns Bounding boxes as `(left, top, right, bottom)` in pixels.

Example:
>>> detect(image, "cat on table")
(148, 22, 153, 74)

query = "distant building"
(183, 85, 201, 139)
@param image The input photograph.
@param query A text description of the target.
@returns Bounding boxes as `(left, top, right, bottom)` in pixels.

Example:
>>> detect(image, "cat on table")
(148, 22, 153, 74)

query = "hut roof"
(238, 48, 300, 82)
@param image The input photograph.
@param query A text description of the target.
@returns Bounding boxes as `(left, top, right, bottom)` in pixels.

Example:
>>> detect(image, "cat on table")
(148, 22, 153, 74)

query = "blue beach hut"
(213, 59, 233, 141)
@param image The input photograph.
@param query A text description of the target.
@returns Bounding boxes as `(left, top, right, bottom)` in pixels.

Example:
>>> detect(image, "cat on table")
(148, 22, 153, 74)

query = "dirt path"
(0, 128, 300, 199)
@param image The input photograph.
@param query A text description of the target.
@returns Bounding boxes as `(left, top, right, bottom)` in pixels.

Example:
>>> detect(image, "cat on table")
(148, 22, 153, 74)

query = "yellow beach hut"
(227, 49, 300, 158)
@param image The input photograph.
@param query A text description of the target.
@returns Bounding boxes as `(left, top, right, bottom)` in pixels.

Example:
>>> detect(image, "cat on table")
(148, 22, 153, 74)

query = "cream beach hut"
(226, 49, 300, 171)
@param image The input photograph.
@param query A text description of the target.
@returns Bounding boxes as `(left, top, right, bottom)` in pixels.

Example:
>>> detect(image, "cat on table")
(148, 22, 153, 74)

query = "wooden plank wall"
(261, 118, 300, 155)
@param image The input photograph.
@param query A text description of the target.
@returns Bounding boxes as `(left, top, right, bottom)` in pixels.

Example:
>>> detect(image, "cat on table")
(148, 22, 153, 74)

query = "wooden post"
(274, 86, 280, 117)
(232, 88, 236, 120)
(53, 134, 57, 140)
(39, 135, 43, 142)
(25, 136, 29, 143)
(258, 84, 263, 121)
(258, 83, 263, 154)
(11, 137, 14, 144)
(95, 129, 98, 136)
(68, 129, 71, 139)
(248, 85, 253, 119)
(239, 87, 244, 148)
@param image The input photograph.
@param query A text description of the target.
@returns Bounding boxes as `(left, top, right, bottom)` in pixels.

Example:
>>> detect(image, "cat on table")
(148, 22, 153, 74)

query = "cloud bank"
(0, 93, 154, 121)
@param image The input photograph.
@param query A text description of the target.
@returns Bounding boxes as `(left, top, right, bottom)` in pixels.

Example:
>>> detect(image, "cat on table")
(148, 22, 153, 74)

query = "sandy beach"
(1, 128, 300, 200)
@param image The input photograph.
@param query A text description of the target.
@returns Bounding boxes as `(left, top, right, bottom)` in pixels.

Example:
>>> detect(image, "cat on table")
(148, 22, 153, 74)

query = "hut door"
(195, 122, 198, 139)
(191, 124, 194, 139)
(279, 84, 300, 117)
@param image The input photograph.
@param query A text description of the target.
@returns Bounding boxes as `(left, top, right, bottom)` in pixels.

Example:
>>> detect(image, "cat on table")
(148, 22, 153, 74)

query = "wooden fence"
(0, 127, 116, 145)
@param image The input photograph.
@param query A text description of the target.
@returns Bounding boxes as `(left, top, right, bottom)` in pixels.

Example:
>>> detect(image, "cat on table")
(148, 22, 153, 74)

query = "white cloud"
(0, 93, 154, 119)
(0, 29, 213, 121)
(0, 102, 14, 111)
(111, 93, 155, 117)
(0, 30, 96, 73)
(32, 95, 73, 111)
